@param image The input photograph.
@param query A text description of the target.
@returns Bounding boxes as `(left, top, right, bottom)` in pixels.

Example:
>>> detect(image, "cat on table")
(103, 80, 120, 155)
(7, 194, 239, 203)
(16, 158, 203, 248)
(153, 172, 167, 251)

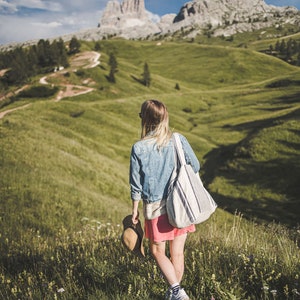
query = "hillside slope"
(0, 39, 300, 300)
(1, 40, 300, 232)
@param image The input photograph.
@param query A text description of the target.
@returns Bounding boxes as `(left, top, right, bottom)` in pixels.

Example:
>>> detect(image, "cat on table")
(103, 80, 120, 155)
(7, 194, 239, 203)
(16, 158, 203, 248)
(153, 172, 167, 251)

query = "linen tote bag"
(166, 133, 217, 228)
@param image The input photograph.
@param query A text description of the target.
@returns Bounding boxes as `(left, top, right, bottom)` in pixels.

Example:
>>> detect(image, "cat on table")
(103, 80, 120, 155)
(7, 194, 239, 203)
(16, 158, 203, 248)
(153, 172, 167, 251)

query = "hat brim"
(121, 215, 145, 257)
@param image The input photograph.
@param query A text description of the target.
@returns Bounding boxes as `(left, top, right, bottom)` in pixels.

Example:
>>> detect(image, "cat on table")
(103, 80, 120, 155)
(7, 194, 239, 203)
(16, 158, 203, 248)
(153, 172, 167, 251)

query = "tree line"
(0, 36, 81, 88)
(0, 36, 152, 92)
(267, 38, 300, 66)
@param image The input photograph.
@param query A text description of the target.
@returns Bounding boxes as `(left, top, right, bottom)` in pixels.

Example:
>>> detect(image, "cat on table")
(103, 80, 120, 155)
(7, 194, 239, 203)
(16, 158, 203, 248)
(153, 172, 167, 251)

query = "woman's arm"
(130, 144, 142, 224)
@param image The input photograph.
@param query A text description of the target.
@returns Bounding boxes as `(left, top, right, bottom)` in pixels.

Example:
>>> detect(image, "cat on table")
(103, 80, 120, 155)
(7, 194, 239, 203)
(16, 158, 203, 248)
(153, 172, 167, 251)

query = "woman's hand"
(132, 200, 140, 224)
(132, 210, 139, 225)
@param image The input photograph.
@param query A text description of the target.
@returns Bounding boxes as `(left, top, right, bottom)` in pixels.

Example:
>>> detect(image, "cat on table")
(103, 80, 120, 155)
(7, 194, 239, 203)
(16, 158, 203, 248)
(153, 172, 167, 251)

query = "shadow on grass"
(131, 75, 145, 86)
(202, 95, 300, 227)
(203, 149, 300, 227)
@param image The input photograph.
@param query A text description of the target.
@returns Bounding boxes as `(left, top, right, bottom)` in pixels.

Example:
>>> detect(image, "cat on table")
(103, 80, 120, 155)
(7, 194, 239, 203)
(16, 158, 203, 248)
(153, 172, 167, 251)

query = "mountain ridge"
(93, 0, 300, 40)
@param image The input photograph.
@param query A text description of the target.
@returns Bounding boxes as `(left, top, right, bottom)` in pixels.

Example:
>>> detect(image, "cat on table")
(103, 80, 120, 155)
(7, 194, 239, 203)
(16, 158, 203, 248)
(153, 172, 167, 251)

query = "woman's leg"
(150, 240, 178, 285)
(169, 233, 187, 283)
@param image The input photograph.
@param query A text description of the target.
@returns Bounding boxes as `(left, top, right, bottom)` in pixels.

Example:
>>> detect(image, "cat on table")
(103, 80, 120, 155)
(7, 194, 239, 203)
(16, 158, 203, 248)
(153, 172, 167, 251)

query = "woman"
(130, 99, 200, 300)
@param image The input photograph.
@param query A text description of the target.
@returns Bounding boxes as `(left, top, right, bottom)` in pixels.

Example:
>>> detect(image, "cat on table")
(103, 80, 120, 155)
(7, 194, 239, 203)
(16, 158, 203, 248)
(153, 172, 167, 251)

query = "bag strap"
(173, 133, 187, 166)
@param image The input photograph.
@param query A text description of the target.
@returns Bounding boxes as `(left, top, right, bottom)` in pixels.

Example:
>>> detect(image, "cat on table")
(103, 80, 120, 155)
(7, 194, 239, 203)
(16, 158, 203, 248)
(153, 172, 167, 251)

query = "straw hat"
(121, 215, 145, 258)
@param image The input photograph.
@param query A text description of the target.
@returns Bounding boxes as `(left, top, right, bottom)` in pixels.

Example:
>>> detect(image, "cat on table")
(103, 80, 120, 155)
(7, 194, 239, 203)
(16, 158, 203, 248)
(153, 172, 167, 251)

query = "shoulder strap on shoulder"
(173, 133, 186, 166)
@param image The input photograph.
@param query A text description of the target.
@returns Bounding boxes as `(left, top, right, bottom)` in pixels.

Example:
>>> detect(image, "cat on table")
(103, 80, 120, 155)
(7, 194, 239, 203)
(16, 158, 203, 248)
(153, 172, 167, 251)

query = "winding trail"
(0, 104, 31, 119)
(0, 51, 101, 119)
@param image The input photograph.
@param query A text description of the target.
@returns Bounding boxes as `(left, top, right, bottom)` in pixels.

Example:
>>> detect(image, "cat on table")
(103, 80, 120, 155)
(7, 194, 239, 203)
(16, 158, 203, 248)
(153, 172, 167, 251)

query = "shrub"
(18, 86, 59, 98)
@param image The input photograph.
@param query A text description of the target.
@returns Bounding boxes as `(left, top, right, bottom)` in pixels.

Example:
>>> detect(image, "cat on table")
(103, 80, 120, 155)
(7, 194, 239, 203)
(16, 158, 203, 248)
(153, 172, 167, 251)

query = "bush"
(18, 86, 59, 98)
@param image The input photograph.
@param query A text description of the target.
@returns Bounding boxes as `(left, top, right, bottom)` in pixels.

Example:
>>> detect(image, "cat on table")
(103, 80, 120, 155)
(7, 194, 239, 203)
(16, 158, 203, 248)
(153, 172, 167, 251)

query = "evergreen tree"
(37, 39, 52, 69)
(57, 38, 69, 67)
(94, 42, 101, 51)
(275, 41, 280, 52)
(4, 48, 29, 84)
(50, 39, 60, 66)
(142, 62, 151, 87)
(279, 40, 286, 55)
(27, 45, 39, 76)
(68, 36, 81, 55)
(108, 53, 118, 83)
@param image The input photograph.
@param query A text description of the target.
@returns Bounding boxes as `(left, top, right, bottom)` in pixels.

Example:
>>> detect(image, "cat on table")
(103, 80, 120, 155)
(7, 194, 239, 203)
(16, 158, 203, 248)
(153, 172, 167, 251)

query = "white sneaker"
(170, 288, 190, 300)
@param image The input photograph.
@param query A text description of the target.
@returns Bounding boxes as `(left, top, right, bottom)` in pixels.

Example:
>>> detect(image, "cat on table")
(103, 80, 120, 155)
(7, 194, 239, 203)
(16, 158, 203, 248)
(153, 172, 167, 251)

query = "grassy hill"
(0, 37, 299, 299)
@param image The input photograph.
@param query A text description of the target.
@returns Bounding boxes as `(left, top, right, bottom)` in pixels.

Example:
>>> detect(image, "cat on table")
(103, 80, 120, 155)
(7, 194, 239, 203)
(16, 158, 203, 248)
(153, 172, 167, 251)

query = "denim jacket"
(130, 133, 200, 203)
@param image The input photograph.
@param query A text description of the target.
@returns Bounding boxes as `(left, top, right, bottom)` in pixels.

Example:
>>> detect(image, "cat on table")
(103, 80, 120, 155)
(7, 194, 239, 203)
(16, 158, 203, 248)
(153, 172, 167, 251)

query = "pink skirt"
(144, 213, 196, 243)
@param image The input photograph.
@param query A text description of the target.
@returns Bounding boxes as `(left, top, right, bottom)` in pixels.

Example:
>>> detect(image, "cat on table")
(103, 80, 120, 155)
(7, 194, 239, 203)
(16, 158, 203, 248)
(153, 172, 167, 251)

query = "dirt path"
(0, 85, 29, 102)
(42, 51, 100, 101)
(0, 104, 31, 119)
(54, 84, 95, 102)
(0, 51, 101, 119)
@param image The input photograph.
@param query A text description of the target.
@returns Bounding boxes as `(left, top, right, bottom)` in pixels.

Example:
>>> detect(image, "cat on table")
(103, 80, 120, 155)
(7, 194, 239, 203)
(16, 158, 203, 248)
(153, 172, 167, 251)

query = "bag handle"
(173, 133, 187, 166)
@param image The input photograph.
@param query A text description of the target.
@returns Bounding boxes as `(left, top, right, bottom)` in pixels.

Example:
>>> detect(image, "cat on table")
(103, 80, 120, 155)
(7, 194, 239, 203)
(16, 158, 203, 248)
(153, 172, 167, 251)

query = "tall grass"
(0, 213, 299, 299)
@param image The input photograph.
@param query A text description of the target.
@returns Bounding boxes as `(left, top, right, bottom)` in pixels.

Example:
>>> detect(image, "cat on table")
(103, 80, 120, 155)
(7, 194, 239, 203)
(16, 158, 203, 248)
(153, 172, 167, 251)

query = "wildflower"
(262, 286, 269, 291)
(128, 284, 132, 295)
(57, 288, 65, 293)
(292, 289, 300, 295)
(270, 290, 277, 295)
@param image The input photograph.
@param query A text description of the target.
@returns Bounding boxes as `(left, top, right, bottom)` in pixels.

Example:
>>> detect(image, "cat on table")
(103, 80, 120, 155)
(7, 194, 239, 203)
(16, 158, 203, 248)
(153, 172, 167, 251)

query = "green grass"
(0, 37, 300, 299)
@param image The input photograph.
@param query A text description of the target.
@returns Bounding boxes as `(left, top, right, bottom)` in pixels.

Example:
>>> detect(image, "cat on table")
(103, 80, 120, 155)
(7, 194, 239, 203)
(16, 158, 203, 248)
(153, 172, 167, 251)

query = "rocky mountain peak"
(31, 0, 298, 45)
(96, 0, 160, 39)
(96, 0, 299, 40)
(121, 0, 146, 17)
(99, 0, 148, 28)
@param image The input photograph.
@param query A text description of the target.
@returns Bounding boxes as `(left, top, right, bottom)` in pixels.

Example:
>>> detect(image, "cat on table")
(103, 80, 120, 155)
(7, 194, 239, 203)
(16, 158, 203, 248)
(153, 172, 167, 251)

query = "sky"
(0, 0, 299, 46)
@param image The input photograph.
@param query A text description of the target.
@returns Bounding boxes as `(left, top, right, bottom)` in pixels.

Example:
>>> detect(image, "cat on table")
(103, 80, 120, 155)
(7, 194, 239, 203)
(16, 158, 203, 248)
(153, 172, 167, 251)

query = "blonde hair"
(140, 99, 172, 148)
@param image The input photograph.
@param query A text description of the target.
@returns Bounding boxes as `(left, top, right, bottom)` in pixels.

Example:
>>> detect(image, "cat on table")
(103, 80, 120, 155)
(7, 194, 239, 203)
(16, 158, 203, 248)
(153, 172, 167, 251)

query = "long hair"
(140, 99, 172, 148)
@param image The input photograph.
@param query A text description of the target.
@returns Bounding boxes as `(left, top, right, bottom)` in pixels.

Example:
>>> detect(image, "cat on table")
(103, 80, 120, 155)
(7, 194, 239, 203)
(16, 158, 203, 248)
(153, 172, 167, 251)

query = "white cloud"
(32, 21, 62, 28)
(0, 0, 105, 45)
(0, 0, 17, 13)
(0, 0, 63, 13)
(146, 10, 160, 23)
(0, 7, 103, 45)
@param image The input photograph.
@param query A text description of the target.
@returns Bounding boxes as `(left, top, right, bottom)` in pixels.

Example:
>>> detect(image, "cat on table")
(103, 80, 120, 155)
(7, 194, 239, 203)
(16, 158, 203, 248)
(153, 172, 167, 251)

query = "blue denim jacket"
(130, 133, 200, 203)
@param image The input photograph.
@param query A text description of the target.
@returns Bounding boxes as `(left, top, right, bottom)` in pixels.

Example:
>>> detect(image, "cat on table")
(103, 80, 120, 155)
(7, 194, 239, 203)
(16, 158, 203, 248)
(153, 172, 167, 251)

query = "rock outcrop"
(167, 0, 299, 37)
(96, 0, 160, 39)
(93, 0, 299, 40)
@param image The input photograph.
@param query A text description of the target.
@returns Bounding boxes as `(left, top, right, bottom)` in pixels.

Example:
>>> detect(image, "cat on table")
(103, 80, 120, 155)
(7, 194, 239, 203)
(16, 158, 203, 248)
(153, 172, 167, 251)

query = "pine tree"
(36, 39, 53, 69)
(50, 40, 60, 66)
(94, 42, 101, 51)
(142, 62, 151, 87)
(108, 53, 118, 83)
(57, 38, 69, 67)
(27, 45, 39, 76)
(69, 36, 81, 55)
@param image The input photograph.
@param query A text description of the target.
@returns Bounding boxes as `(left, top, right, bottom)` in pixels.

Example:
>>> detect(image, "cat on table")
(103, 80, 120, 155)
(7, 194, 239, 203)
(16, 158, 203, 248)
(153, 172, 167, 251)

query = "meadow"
(0, 31, 300, 299)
